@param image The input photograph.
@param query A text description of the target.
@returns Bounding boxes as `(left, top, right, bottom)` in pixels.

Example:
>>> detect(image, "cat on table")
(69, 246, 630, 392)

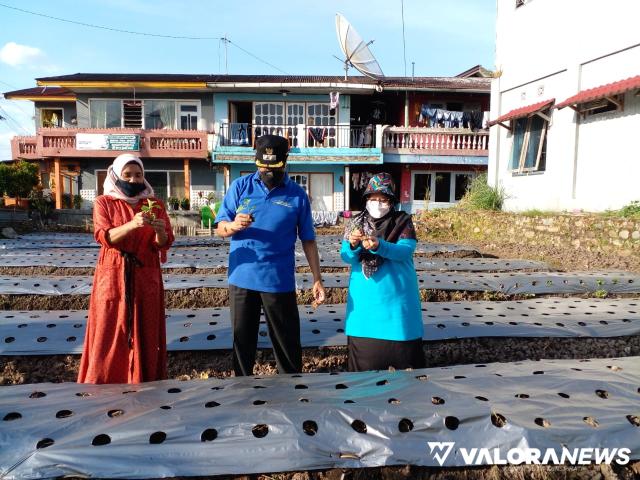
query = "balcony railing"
(10, 136, 39, 160)
(382, 127, 489, 155)
(218, 123, 377, 149)
(10, 128, 209, 160)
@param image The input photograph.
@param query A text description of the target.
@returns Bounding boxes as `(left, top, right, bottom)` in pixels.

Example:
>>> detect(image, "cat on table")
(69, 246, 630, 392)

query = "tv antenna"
(334, 13, 384, 81)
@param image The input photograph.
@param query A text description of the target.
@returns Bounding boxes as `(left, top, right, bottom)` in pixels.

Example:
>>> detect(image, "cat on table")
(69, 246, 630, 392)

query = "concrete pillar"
(54, 157, 62, 210)
(183, 159, 190, 200)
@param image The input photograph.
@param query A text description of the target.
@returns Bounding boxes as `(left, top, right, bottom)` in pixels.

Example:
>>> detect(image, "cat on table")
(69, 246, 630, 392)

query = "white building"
(488, 0, 640, 212)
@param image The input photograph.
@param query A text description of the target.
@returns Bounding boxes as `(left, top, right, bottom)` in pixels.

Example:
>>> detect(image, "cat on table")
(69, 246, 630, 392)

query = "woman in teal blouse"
(341, 173, 425, 371)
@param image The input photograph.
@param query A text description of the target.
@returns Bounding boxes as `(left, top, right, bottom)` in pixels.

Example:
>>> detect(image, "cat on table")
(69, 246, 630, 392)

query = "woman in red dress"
(78, 153, 174, 384)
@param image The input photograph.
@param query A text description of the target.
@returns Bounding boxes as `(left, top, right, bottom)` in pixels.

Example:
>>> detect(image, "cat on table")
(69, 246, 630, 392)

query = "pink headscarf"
(102, 153, 155, 205)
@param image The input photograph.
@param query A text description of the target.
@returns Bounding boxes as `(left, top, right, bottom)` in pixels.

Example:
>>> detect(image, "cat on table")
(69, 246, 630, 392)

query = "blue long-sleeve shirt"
(341, 238, 423, 341)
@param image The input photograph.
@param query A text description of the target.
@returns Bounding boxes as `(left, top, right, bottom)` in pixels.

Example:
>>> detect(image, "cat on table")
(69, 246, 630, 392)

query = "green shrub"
(619, 200, 640, 218)
(0, 161, 39, 198)
(458, 174, 505, 211)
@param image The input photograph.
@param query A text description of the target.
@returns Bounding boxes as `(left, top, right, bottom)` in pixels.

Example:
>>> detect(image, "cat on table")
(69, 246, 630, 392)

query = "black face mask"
(116, 179, 147, 197)
(259, 169, 285, 189)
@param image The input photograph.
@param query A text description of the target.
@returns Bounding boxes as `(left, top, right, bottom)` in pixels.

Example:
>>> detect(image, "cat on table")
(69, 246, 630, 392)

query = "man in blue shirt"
(216, 135, 326, 375)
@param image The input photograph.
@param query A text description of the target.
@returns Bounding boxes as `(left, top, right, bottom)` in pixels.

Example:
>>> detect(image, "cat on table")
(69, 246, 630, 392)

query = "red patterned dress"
(78, 195, 174, 384)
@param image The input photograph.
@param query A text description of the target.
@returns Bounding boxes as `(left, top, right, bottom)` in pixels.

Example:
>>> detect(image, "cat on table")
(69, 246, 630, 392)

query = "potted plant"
(180, 197, 190, 211)
(167, 196, 180, 210)
(73, 194, 83, 210)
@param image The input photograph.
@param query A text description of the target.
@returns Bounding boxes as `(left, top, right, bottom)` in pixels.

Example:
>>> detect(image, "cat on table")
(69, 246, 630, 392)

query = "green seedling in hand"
(141, 199, 161, 220)
(236, 198, 256, 221)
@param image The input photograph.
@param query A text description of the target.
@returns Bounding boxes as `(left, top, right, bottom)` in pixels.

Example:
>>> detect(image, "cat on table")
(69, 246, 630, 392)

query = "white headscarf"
(102, 153, 155, 205)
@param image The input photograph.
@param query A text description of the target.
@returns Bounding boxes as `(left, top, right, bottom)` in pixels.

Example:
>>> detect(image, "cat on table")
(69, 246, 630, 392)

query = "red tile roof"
(555, 75, 640, 109)
(488, 99, 555, 126)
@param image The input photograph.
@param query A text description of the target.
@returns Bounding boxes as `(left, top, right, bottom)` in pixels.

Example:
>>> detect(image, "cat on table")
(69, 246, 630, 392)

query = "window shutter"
(123, 100, 143, 128)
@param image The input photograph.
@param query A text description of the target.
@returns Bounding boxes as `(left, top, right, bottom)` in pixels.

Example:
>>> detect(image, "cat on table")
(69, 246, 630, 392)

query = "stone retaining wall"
(419, 210, 640, 256)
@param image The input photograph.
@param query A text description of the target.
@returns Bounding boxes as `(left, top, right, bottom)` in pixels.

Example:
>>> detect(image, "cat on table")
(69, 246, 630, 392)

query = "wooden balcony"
(11, 128, 209, 160)
(382, 127, 489, 156)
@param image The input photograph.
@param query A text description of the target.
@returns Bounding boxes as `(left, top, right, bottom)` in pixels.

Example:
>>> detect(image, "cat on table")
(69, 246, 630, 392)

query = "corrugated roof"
(555, 75, 640, 109)
(35, 73, 490, 90)
(3, 86, 75, 100)
(488, 99, 555, 126)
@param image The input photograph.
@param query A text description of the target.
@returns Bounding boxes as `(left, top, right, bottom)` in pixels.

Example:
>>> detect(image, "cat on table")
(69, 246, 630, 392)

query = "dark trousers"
(347, 336, 426, 372)
(229, 285, 302, 376)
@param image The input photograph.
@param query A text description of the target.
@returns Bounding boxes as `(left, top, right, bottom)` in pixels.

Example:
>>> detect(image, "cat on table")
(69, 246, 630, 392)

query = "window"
(41, 109, 63, 128)
(90, 100, 121, 128)
(145, 100, 176, 129)
(179, 103, 199, 130)
(123, 100, 143, 128)
(307, 103, 337, 147)
(580, 95, 624, 118)
(510, 113, 548, 173)
(434, 173, 452, 202)
(254, 102, 284, 126)
(413, 173, 431, 201)
(290, 173, 309, 194)
(168, 171, 185, 198)
(455, 173, 473, 201)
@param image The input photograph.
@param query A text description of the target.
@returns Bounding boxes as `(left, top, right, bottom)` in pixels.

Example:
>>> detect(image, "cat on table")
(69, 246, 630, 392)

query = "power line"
(227, 39, 289, 75)
(0, 105, 31, 135)
(0, 2, 222, 40)
(0, 3, 289, 73)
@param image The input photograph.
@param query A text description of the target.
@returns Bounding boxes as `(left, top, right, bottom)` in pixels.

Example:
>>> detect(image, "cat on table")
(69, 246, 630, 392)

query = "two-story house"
(488, 0, 640, 212)
(6, 72, 490, 214)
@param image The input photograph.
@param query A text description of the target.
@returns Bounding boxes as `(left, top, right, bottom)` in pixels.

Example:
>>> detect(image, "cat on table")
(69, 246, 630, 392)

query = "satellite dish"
(335, 13, 384, 81)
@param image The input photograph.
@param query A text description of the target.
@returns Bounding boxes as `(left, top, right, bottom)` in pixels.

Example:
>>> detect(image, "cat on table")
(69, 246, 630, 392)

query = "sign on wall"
(76, 133, 140, 151)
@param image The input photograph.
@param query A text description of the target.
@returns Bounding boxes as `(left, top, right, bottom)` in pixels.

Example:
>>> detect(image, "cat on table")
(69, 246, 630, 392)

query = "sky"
(0, 0, 496, 160)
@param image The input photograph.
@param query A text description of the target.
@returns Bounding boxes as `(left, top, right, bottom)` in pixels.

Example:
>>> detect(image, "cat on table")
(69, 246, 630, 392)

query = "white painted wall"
(489, 0, 640, 212)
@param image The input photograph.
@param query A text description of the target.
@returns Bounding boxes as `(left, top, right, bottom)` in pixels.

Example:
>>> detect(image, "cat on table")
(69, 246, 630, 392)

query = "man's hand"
(362, 235, 379, 250)
(311, 279, 326, 308)
(232, 213, 253, 232)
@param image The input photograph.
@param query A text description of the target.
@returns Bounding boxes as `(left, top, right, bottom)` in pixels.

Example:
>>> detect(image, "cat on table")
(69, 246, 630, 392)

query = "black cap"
(255, 135, 289, 168)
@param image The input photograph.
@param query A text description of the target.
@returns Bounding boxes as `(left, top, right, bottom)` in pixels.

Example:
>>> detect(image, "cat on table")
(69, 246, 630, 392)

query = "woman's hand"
(130, 212, 150, 229)
(348, 228, 363, 248)
(362, 235, 379, 250)
(150, 218, 166, 235)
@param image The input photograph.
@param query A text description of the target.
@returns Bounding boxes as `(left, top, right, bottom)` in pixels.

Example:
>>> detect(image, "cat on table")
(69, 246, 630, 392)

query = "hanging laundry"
(482, 111, 490, 129)
(352, 172, 360, 190)
(450, 111, 464, 128)
(229, 123, 249, 146)
(308, 127, 327, 145)
(329, 92, 340, 110)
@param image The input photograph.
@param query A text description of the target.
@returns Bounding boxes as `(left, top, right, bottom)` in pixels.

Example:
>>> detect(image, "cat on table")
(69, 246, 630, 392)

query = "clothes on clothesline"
(418, 105, 489, 130)
(229, 123, 249, 146)
(308, 127, 327, 144)
(351, 171, 375, 192)
(329, 92, 340, 110)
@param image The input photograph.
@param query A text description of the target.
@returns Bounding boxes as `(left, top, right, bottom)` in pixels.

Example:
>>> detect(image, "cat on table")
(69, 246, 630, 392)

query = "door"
(145, 172, 168, 202)
(178, 102, 200, 130)
(309, 173, 333, 211)
(286, 103, 305, 147)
